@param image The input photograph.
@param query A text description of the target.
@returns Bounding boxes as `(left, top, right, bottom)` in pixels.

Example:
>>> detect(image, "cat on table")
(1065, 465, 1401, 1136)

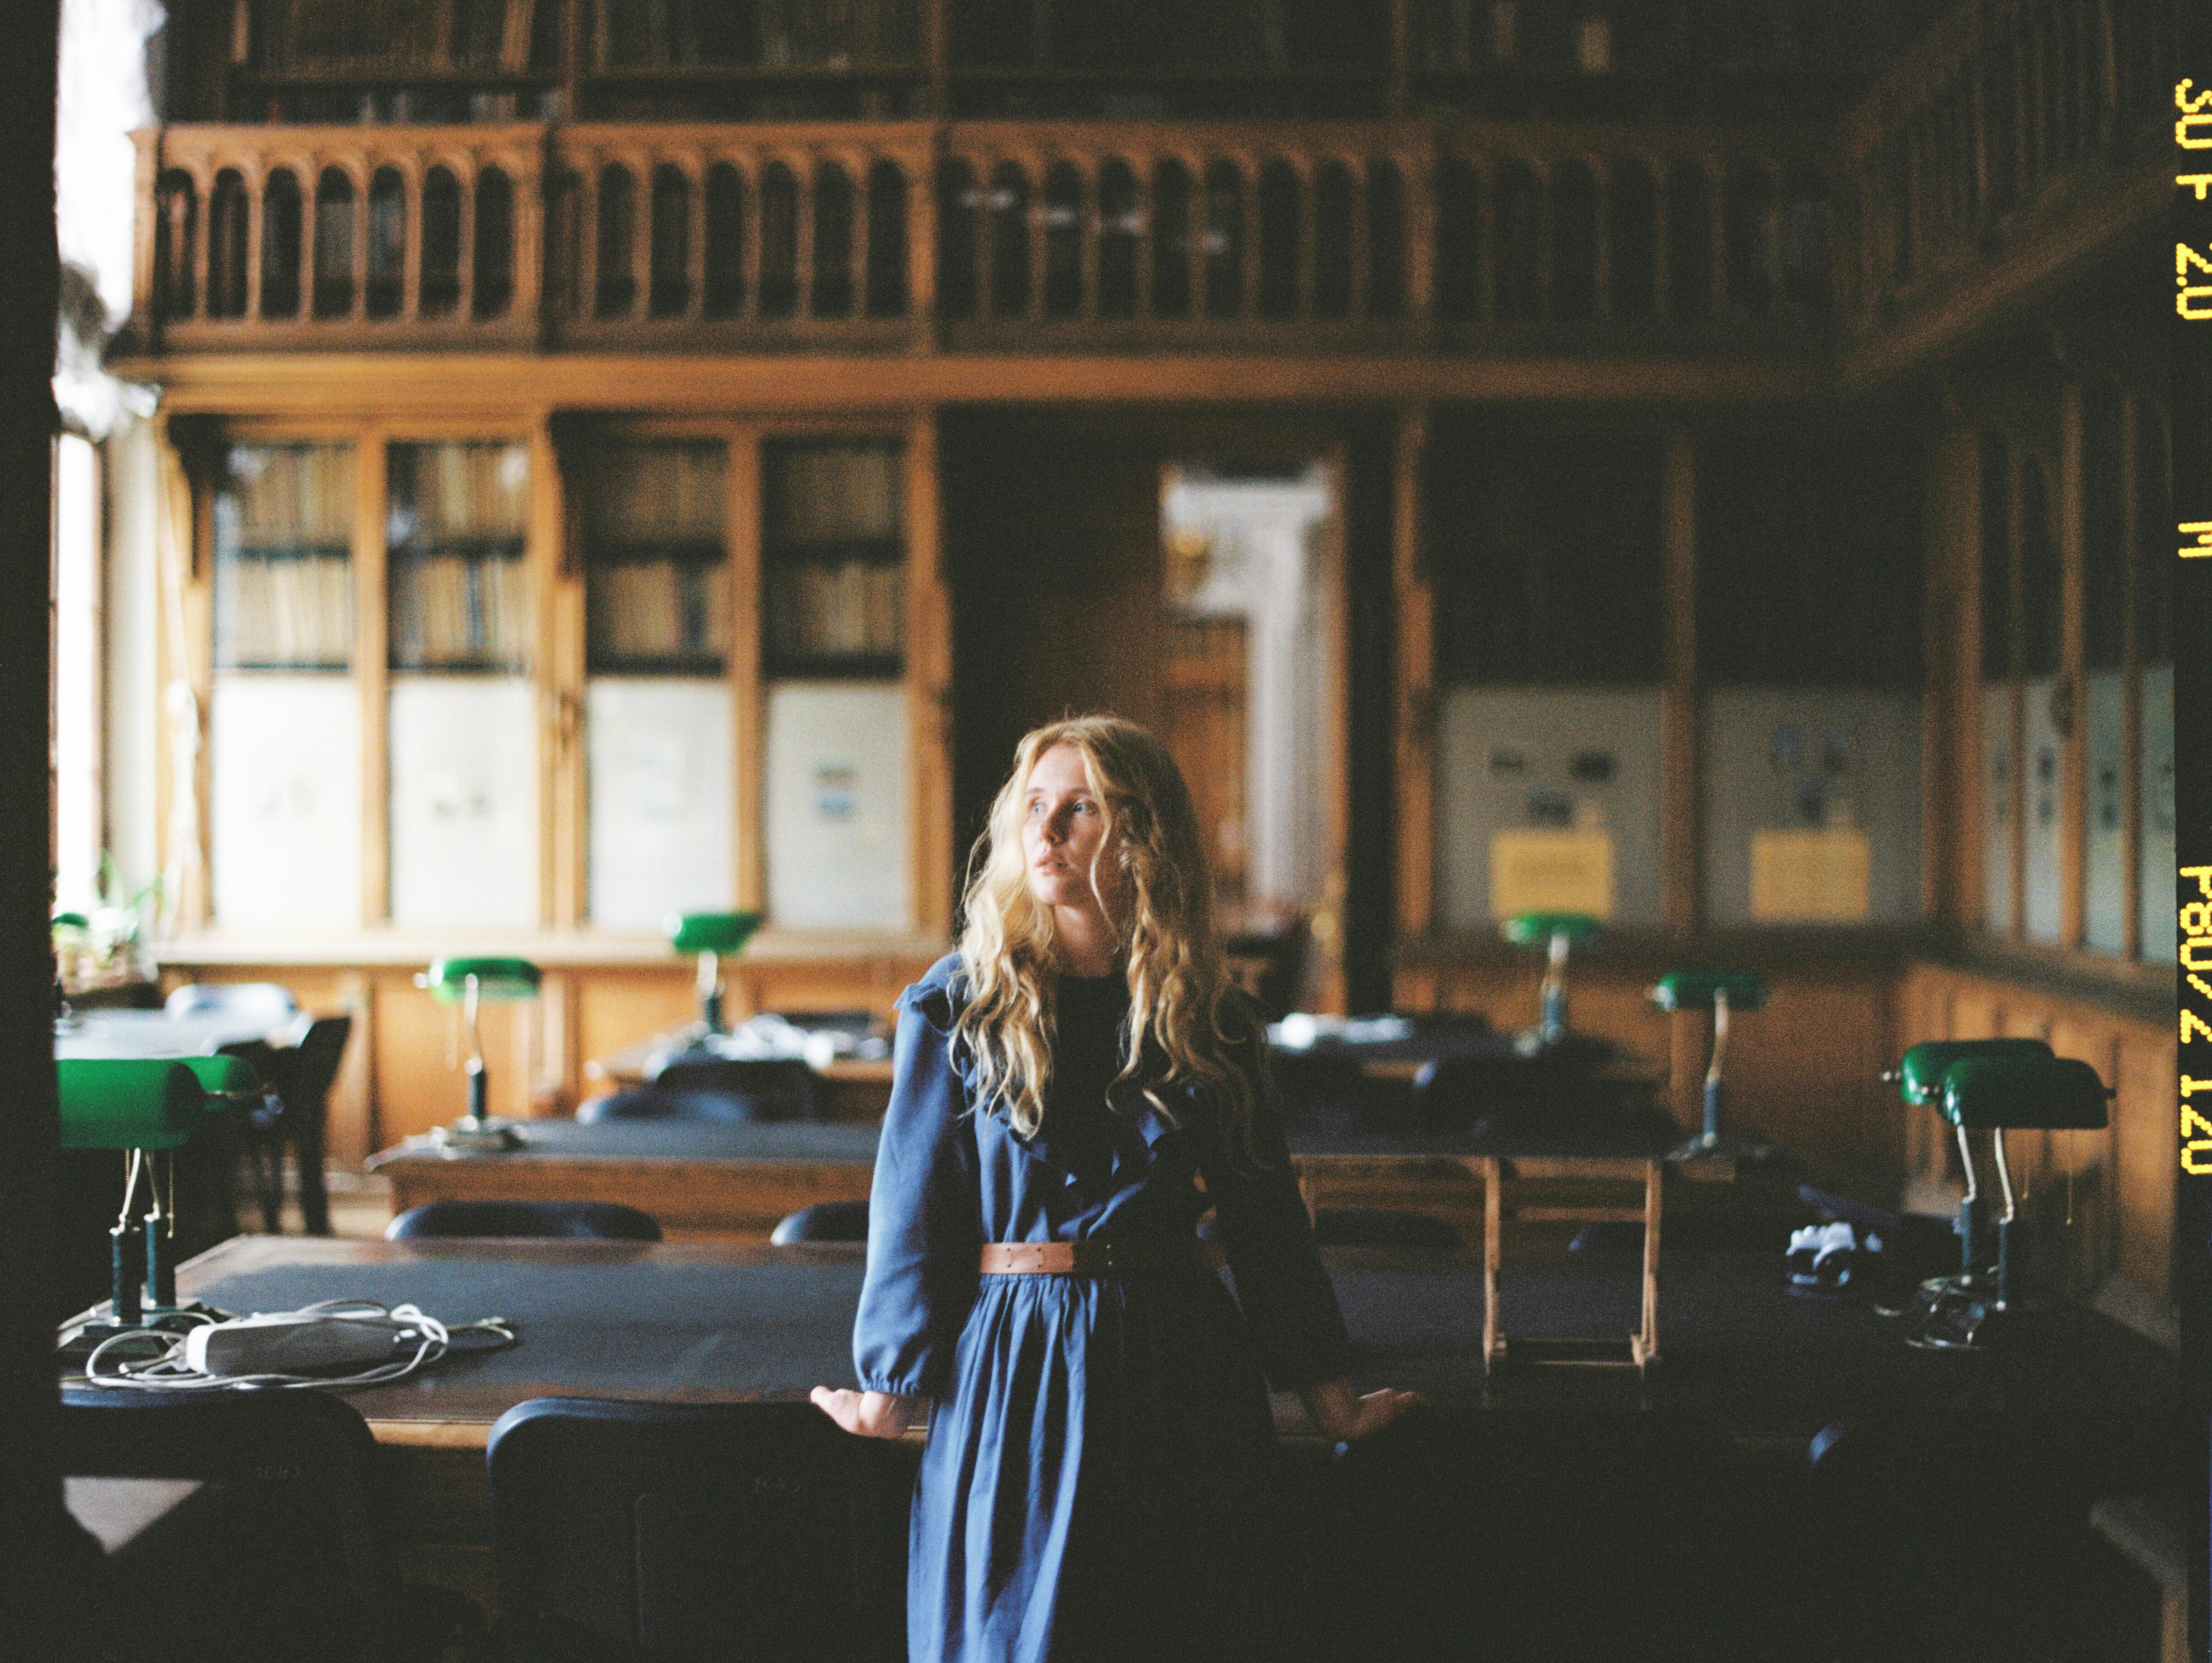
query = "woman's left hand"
(1297, 1378, 1423, 1442)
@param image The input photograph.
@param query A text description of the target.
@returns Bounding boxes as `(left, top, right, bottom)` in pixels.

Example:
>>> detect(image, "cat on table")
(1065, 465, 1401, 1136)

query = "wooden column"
(355, 433, 390, 924)
(517, 133, 547, 337)
(1660, 428, 1699, 937)
(685, 157, 708, 321)
(243, 167, 266, 320)
(1392, 405, 1433, 942)
(907, 412, 952, 938)
(634, 154, 658, 320)
(2117, 391, 2142, 958)
(133, 130, 161, 343)
(2006, 439, 2027, 938)
(1387, 0, 1411, 118)
(729, 429, 765, 914)
(1404, 140, 1436, 330)
(537, 414, 585, 929)
(400, 164, 423, 320)
(908, 138, 939, 350)
(2057, 381, 2086, 947)
(456, 165, 479, 320)
(922, 0, 948, 117)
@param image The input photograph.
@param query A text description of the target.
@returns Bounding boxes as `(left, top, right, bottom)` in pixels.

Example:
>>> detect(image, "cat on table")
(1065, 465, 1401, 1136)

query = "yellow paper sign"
(1490, 829, 1615, 921)
(1749, 829, 1871, 922)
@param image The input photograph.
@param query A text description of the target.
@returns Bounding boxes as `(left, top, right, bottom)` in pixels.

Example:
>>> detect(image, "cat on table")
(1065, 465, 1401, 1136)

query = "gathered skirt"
(907, 1266, 1292, 1663)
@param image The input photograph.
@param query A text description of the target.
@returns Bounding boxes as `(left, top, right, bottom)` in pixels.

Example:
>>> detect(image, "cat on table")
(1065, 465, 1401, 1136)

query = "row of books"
(590, 560, 735, 663)
(213, 551, 355, 667)
(222, 445, 353, 546)
(389, 551, 532, 666)
(765, 557, 903, 661)
(767, 442, 900, 544)
(390, 443, 531, 541)
(587, 443, 728, 544)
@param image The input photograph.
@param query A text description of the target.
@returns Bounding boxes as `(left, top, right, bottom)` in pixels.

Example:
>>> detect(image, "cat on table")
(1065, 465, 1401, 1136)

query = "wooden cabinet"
(164, 411, 952, 1148)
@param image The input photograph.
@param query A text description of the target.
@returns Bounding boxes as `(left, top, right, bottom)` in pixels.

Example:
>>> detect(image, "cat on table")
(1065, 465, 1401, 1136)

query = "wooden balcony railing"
(1842, 0, 2175, 337)
(132, 118, 1838, 355)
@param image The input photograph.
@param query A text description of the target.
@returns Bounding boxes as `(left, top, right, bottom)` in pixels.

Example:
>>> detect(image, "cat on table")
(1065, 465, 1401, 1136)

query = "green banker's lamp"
(1650, 968, 1771, 1163)
(57, 1055, 260, 1341)
(1909, 1050, 2108, 1350)
(1882, 1038, 2053, 1315)
(667, 911, 761, 1035)
(417, 957, 541, 1152)
(1502, 911, 1601, 1053)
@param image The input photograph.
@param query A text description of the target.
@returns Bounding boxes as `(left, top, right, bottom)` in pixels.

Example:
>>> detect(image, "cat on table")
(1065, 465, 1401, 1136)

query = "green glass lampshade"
(1502, 912, 1601, 947)
(1649, 969, 1768, 1014)
(1893, 1037, 2052, 1107)
(1941, 1053, 2110, 1131)
(57, 1059, 208, 1151)
(666, 912, 761, 957)
(420, 957, 543, 1003)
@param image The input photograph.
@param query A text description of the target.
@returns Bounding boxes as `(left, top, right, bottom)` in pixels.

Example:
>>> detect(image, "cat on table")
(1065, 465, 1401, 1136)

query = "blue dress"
(853, 952, 1351, 1663)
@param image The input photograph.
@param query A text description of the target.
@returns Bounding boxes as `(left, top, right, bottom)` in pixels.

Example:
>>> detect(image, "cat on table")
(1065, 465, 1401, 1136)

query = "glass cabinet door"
(760, 438, 910, 930)
(385, 440, 538, 927)
(208, 442, 360, 928)
(581, 440, 736, 928)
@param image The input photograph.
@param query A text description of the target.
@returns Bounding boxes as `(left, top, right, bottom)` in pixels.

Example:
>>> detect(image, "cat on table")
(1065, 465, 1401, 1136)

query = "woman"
(813, 715, 1416, 1663)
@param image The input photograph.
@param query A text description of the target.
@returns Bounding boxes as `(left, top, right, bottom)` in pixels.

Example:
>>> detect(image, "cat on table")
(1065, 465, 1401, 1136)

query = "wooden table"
(69, 1236, 2183, 1648)
(142, 1233, 2182, 1453)
(366, 1118, 884, 1238)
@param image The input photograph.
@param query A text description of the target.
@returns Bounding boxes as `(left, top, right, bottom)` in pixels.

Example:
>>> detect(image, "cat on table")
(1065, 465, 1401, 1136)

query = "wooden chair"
(385, 1199, 664, 1243)
(58, 1384, 483, 1663)
(240, 1014, 352, 1236)
(487, 1397, 909, 1662)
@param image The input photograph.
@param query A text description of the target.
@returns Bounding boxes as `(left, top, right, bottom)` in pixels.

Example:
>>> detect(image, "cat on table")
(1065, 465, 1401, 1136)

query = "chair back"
(578, 1083, 789, 1127)
(1320, 1406, 1748, 1663)
(385, 1199, 663, 1242)
(165, 980, 298, 1027)
(487, 1397, 909, 1662)
(647, 1055, 818, 1122)
(285, 1014, 354, 1112)
(57, 1385, 395, 1663)
(769, 1199, 870, 1244)
(1803, 1405, 2161, 1663)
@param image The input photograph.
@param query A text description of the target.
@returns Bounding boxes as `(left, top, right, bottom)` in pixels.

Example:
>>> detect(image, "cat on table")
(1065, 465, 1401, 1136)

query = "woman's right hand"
(1297, 1378, 1422, 1442)
(810, 1386, 921, 1439)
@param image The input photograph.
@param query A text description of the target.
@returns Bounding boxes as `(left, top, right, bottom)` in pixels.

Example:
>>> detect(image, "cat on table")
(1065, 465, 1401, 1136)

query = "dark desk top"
(150, 1235, 2181, 1448)
(367, 1117, 886, 1170)
(368, 1104, 1696, 1172)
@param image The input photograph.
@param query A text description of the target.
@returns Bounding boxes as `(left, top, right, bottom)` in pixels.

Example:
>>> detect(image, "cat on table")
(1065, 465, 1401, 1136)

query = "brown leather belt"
(977, 1239, 1222, 1276)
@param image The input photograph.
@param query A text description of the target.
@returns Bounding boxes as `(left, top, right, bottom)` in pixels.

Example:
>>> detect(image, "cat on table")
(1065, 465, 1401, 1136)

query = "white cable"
(75, 1298, 516, 1391)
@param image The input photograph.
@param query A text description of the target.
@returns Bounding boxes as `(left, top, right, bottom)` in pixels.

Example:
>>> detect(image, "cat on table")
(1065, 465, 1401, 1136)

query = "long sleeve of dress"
(853, 965, 983, 1399)
(1199, 1025, 1353, 1392)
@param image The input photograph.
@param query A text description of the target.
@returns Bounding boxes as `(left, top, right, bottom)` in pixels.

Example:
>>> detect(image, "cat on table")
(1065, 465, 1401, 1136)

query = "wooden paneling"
(370, 968, 540, 1145)
(574, 971, 700, 1102)
(1397, 952, 1898, 1197)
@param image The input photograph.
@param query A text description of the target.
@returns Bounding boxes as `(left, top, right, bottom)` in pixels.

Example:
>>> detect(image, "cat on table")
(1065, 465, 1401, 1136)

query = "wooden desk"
(584, 1025, 895, 1119)
(366, 1118, 884, 1238)
(113, 1230, 2184, 1630)
(364, 1101, 1763, 1256)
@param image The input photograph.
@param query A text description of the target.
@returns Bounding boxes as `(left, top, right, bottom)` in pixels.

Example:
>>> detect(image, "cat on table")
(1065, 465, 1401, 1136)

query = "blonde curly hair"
(953, 715, 1262, 1158)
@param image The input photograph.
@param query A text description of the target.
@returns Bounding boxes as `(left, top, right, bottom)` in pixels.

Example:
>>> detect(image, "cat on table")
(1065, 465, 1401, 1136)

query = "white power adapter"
(181, 1312, 404, 1376)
